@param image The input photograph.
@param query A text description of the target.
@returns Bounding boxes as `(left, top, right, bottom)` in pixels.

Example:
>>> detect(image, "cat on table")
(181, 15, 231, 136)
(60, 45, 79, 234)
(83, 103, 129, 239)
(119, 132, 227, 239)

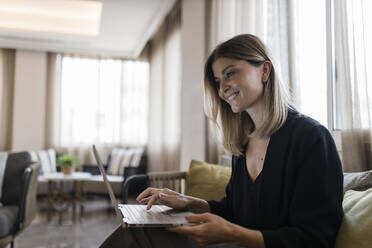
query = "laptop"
(92, 145, 194, 228)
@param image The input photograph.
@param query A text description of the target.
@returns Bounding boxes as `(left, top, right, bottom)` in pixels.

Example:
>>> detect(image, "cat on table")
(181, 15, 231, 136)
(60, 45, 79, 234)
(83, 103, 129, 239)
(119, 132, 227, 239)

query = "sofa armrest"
(122, 174, 148, 204)
(124, 167, 144, 178)
(121, 171, 187, 203)
(83, 164, 108, 175)
(17, 162, 40, 231)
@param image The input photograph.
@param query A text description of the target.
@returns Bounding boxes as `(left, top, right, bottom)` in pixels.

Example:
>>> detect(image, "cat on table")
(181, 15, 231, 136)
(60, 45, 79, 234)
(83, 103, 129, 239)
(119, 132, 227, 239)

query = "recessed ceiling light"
(0, 0, 103, 37)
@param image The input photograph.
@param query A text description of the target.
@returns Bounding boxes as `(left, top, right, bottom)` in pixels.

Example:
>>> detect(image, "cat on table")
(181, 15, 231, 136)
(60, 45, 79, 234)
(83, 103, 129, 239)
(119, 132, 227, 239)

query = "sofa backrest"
(107, 147, 145, 176)
(28, 149, 56, 175)
(1, 152, 32, 205)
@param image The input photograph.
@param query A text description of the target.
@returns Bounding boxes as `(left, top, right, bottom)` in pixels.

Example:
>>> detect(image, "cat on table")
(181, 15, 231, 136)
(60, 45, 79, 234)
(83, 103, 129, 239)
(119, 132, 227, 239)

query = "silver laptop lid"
(92, 145, 122, 219)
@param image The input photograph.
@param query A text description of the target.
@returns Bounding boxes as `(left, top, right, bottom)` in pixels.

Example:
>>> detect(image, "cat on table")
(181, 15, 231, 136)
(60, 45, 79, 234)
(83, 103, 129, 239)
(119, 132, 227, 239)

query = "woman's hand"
(136, 187, 189, 210)
(167, 213, 235, 246)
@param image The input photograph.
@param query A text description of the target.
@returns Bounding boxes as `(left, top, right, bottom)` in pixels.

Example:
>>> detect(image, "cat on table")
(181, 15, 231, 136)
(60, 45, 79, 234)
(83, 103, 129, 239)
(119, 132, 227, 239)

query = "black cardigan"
(208, 110, 343, 248)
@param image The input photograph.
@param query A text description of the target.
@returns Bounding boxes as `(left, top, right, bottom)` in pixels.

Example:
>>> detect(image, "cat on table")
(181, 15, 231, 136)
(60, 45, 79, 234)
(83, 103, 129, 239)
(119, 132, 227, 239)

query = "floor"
(10, 196, 134, 248)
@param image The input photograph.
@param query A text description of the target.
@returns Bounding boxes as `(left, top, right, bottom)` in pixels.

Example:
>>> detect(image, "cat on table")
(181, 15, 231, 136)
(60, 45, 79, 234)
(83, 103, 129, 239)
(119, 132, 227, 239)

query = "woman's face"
(212, 57, 271, 113)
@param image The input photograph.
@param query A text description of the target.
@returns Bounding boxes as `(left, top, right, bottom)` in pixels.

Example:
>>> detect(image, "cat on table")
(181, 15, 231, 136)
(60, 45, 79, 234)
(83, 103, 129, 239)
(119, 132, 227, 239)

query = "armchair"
(0, 152, 40, 248)
(122, 160, 231, 203)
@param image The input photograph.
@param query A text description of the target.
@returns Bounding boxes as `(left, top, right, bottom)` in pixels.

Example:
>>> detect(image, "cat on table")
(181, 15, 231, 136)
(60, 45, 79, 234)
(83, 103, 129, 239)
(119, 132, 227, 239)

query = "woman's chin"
(230, 105, 243, 113)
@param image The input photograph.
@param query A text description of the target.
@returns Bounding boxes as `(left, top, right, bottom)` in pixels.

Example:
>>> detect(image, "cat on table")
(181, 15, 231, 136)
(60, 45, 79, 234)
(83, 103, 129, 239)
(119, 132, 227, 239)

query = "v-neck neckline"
(244, 137, 272, 185)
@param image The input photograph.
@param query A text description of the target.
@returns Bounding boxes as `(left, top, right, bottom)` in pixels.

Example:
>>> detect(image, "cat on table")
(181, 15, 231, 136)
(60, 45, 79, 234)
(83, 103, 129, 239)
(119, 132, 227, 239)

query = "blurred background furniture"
(38, 172, 92, 224)
(30, 149, 75, 197)
(0, 152, 40, 248)
(83, 147, 147, 201)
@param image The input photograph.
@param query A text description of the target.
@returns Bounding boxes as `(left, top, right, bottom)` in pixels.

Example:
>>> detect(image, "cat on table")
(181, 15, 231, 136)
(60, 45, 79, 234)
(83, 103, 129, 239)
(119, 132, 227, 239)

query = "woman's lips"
(227, 91, 239, 101)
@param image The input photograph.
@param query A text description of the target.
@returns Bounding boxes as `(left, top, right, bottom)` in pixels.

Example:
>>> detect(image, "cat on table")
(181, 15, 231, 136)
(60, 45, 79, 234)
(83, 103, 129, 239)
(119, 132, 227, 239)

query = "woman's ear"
(262, 61, 272, 83)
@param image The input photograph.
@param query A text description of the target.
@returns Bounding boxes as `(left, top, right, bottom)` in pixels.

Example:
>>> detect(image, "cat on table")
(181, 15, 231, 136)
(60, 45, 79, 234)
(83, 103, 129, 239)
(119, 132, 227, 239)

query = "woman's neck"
(245, 99, 266, 134)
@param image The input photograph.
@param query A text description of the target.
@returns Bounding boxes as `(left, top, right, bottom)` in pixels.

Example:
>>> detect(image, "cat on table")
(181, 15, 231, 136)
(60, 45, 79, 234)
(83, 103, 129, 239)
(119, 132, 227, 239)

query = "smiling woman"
(204, 34, 289, 154)
(101, 34, 343, 248)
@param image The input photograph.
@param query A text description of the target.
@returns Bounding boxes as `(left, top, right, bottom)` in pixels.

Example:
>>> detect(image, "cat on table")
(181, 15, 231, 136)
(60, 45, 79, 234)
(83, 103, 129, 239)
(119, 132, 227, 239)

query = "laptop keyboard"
(119, 204, 192, 225)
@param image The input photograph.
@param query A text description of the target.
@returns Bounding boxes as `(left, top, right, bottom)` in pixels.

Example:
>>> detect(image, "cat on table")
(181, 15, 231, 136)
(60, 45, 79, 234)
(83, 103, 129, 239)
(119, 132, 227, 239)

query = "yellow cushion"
(335, 189, 372, 248)
(185, 159, 231, 201)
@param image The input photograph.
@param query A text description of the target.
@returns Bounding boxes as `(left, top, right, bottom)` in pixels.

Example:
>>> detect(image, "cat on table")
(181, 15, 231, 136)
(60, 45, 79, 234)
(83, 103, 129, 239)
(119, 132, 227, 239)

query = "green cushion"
(185, 159, 231, 201)
(335, 189, 372, 248)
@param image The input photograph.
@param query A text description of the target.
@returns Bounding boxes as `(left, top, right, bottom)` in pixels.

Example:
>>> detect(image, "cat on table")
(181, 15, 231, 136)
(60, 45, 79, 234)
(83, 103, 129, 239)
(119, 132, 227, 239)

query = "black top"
(208, 110, 344, 248)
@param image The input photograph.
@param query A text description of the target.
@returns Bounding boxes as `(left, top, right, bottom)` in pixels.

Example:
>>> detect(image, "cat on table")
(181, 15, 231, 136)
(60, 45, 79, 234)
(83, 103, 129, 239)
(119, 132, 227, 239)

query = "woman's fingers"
(136, 187, 184, 210)
(146, 193, 160, 210)
(139, 197, 151, 203)
(136, 187, 156, 202)
(185, 213, 210, 223)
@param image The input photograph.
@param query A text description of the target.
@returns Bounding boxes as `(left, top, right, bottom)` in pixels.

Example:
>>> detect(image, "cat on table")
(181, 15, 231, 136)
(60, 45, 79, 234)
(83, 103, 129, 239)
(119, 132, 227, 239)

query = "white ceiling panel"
(0, 0, 176, 58)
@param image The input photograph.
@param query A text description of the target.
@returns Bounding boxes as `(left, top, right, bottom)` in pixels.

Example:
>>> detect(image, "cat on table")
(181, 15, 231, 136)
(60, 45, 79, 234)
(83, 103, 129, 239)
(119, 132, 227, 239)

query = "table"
(38, 172, 92, 224)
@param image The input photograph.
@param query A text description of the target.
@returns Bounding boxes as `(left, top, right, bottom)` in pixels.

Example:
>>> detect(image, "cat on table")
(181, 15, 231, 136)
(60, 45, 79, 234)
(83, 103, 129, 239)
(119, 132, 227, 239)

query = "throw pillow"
(130, 147, 144, 167)
(118, 149, 136, 176)
(36, 149, 57, 175)
(185, 159, 231, 201)
(107, 148, 126, 175)
(343, 170, 372, 193)
(47, 149, 57, 173)
(335, 189, 372, 248)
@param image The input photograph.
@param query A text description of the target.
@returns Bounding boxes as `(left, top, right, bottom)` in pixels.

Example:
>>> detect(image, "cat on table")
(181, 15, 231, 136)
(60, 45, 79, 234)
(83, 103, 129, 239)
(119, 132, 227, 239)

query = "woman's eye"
(226, 71, 235, 78)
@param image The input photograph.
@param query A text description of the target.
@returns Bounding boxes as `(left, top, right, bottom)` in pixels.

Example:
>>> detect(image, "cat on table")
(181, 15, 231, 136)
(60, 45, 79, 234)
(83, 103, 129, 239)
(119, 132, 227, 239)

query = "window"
(330, 0, 372, 130)
(60, 56, 149, 147)
(298, 0, 328, 127)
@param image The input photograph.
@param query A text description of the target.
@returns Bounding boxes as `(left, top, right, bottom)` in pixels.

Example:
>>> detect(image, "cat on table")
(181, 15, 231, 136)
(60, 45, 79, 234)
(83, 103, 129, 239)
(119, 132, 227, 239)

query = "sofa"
(83, 147, 147, 199)
(123, 159, 372, 248)
(29, 147, 147, 199)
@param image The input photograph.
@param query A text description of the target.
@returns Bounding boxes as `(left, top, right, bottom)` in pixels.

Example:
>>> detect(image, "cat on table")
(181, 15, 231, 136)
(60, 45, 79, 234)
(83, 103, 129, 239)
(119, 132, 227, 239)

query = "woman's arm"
(169, 213, 265, 248)
(261, 125, 343, 247)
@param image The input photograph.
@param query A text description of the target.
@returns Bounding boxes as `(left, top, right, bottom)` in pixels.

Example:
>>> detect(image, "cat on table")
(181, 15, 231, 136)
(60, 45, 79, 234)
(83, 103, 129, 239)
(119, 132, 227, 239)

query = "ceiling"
(0, 0, 176, 59)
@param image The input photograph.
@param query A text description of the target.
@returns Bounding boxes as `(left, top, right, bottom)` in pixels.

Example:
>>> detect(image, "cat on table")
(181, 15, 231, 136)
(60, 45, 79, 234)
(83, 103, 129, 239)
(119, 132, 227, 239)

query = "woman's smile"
(227, 91, 239, 102)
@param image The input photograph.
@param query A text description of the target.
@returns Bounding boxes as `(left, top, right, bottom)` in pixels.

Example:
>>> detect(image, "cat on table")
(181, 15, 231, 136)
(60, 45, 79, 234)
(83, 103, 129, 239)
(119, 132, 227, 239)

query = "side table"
(38, 172, 92, 224)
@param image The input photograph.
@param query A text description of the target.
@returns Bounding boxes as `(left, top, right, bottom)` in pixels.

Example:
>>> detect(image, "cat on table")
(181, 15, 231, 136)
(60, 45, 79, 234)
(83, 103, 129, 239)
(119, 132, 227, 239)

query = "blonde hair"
(204, 34, 290, 155)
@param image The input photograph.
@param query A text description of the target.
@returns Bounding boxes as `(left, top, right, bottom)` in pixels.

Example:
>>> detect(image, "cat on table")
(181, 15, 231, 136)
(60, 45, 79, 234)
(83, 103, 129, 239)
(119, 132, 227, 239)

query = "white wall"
(11, 50, 47, 151)
(180, 0, 206, 171)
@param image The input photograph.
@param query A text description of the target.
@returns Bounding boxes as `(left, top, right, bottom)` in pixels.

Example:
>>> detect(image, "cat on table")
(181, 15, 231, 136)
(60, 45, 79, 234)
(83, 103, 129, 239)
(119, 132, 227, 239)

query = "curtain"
(206, 0, 299, 162)
(147, 2, 181, 172)
(266, 0, 300, 108)
(208, 0, 265, 53)
(0, 49, 15, 151)
(334, 0, 372, 172)
(45, 53, 62, 152)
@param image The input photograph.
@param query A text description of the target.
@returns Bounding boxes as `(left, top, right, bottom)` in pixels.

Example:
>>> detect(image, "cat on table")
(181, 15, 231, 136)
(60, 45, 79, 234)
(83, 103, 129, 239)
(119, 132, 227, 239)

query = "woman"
(102, 34, 343, 248)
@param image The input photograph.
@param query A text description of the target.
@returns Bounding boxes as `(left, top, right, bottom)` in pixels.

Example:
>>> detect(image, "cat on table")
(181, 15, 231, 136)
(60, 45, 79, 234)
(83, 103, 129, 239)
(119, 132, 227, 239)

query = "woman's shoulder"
(288, 109, 329, 135)
(286, 109, 333, 145)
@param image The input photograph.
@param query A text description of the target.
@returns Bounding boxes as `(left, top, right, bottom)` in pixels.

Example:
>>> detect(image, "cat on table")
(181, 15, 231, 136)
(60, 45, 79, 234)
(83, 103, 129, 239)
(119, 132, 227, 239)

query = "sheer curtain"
(0, 49, 15, 151)
(147, 2, 181, 172)
(334, 0, 372, 172)
(46, 54, 149, 164)
(266, 0, 300, 107)
(206, 0, 299, 162)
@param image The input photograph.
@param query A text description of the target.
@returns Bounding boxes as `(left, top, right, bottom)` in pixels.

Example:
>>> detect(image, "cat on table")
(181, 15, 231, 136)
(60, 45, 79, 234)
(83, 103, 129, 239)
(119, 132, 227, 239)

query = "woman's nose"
(219, 80, 230, 94)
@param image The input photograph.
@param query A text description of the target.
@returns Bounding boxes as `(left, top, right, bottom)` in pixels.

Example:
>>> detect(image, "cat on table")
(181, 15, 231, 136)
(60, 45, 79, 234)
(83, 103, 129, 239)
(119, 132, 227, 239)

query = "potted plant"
(57, 154, 79, 175)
